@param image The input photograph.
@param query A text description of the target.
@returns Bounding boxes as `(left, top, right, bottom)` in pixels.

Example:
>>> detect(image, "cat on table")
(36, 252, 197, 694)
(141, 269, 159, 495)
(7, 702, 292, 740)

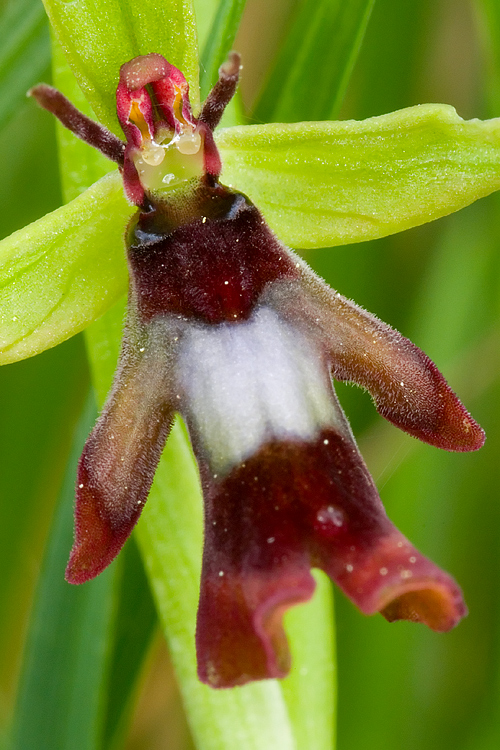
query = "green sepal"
(41, 0, 200, 132)
(0, 171, 131, 365)
(217, 104, 500, 248)
(5, 103, 500, 364)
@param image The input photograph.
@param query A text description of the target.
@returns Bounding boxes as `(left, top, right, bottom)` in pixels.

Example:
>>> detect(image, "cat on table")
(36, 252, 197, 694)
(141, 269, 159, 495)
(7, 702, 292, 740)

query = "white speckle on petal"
(316, 505, 343, 528)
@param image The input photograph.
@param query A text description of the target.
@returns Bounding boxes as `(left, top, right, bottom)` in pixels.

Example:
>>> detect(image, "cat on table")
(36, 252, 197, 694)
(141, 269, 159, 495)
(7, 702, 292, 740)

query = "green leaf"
(199, 0, 247, 99)
(217, 104, 500, 248)
(193, 0, 219, 54)
(11, 394, 119, 750)
(253, 0, 374, 122)
(477, 0, 500, 115)
(0, 170, 131, 365)
(41, 0, 200, 131)
(0, 335, 88, 738)
(101, 538, 158, 750)
(0, 0, 51, 132)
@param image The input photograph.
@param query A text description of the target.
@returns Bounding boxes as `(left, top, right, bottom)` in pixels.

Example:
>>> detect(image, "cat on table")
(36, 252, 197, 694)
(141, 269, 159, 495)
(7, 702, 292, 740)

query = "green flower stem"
(281, 571, 336, 749)
(0, 0, 51, 133)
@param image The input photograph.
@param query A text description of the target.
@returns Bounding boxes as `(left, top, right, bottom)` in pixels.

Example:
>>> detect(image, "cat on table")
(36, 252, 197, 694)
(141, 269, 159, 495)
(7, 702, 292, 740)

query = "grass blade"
(100, 539, 158, 750)
(253, 0, 374, 123)
(0, 335, 88, 742)
(11, 394, 119, 750)
(200, 0, 247, 99)
(0, 0, 50, 132)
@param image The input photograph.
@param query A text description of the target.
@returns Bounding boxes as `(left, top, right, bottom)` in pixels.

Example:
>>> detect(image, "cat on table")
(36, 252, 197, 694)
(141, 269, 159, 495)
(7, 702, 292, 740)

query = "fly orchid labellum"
(31, 53, 485, 688)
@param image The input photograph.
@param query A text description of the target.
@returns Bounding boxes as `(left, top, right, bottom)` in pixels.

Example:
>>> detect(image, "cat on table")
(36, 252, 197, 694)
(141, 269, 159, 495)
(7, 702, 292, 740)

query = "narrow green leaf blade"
(477, 0, 500, 114)
(193, 0, 219, 55)
(0, 170, 131, 365)
(101, 539, 158, 750)
(11, 394, 118, 750)
(0, 336, 88, 738)
(253, 0, 374, 123)
(41, 0, 200, 131)
(217, 104, 500, 248)
(199, 0, 247, 99)
(0, 0, 51, 132)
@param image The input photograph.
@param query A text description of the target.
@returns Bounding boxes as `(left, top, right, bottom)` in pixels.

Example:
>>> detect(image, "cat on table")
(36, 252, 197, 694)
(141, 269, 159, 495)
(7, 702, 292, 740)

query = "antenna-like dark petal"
(268, 269, 485, 452)
(29, 84, 125, 165)
(66, 315, 178, 583)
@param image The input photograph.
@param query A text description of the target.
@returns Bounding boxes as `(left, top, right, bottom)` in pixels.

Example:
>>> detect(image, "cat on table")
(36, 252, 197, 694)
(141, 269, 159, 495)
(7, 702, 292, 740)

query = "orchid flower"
(27, 49, 486, 689)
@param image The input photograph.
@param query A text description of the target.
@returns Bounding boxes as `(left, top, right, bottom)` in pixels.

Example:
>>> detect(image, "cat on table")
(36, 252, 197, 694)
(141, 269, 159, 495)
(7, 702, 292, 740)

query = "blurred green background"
(1, 0, 500, 748)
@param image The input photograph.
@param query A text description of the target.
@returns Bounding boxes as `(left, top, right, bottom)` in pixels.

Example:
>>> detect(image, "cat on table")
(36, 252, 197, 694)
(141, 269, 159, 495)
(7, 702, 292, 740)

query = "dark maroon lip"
(196, 428, 467, 687)
(128, 182, 299, 324)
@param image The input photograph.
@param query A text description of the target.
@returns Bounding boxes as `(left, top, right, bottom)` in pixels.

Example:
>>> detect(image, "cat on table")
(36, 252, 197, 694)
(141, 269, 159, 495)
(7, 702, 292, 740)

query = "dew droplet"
(142, 141, 165, 165)
(176, 129, 202, 154)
